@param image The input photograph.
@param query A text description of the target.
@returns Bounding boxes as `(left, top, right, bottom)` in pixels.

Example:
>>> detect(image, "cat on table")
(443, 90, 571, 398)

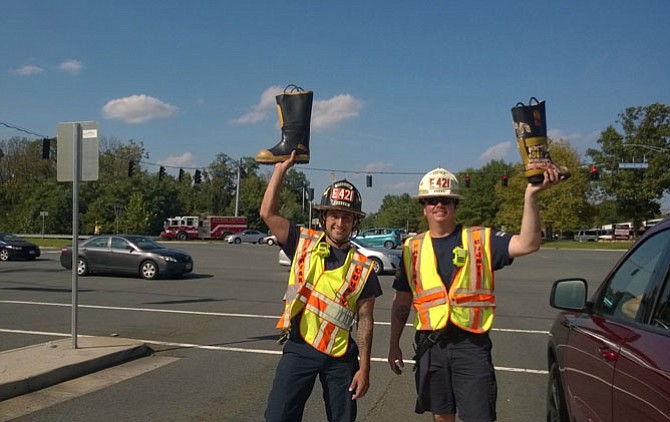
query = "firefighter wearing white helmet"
(389, 164, 565, 421)
(259, 150, 382, 422)
(415, 167, 464, 200)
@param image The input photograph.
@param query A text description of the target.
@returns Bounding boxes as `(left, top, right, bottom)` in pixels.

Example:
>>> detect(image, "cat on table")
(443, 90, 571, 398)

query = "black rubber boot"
(256, 85, 313, 164)
(511, 98, 570, 184)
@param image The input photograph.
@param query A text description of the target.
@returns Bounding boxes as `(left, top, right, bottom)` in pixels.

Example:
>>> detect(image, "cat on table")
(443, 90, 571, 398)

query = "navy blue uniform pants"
(265, 339, 359, 422)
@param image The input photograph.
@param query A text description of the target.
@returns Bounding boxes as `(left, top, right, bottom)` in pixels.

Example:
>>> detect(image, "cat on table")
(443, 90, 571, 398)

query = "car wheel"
(0, 249, 10, 261)
(140, 260, 159, 280)
(77, 258, 89, 276)
(547, 361, 569, 422)
(234, 237, 241, 244)
(176, 232, 188, 241)
(369, 257, 383, 275)
(267, 238, 275, 246)
(383, 240, 395, 249)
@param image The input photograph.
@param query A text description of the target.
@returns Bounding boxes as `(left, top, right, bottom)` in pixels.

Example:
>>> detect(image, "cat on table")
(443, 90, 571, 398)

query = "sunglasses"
(421, 197, 457, 206)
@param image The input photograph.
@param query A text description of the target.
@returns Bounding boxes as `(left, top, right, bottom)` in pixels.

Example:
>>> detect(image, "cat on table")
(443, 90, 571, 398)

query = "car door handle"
(598, 346, 618, 362)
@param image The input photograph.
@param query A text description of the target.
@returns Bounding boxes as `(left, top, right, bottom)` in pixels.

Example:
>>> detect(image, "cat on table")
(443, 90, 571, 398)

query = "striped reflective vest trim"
(404, 227, 495, 333)
(277, 228, 373, 356)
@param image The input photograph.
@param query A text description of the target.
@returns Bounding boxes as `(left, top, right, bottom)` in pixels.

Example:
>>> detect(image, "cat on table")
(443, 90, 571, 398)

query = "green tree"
(120, 191, 151, 234)
(586, 103, 670, 234)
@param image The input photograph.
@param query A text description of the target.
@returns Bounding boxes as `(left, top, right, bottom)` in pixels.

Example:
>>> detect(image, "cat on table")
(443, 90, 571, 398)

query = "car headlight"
(163, 256, 177, 263)
(6, 245, 21, 250)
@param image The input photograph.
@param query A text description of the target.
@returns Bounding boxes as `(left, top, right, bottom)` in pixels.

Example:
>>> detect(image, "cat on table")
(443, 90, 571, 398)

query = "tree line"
(1, 104, 668, 238)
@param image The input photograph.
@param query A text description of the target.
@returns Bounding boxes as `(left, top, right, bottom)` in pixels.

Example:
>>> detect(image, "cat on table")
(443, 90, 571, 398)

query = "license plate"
(185, 263, 192, 270)
(29, 250, 35, 255)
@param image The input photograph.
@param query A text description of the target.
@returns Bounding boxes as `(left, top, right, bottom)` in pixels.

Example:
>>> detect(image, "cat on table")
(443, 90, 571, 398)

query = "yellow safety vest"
(404, 227, 495, 333)
(277, 228, 373, 357)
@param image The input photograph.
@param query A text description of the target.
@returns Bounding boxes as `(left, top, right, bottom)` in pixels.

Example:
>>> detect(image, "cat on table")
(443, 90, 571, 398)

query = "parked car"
(0, 233, 41, 261)
(59, 235, 193, 280)
(260, 234, 278, 246)
(353, 227, 402, 249)
(351, 238, 401, 274)
(276, 237, 401, 275)
(547, 216, 670, 422)
(226, 230, 267, 244)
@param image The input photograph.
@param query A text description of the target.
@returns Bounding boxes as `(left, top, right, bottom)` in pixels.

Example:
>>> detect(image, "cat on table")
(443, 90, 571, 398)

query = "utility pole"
(235, 158, 241, 217)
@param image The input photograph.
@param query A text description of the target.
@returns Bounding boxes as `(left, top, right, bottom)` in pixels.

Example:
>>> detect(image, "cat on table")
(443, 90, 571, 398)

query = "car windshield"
(131, 237, 165, 251)
(0, 233, 24, 242)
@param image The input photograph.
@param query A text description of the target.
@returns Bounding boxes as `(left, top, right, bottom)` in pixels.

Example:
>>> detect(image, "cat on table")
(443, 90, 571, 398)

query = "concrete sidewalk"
(0, 336, 150, 402)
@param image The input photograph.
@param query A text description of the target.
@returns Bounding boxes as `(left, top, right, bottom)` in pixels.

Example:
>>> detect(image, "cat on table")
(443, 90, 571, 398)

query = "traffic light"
(308, 188, 314, 201)
(465, 175, 471, 188)
(159, 166, 166, 181)
(501, 174, 509, 187)
(589, 166, 599, 181)
(366, 175, 372, 188)
(128, 161, 135, 177)
(42, 138, 51, 159)
(194, 169, 202, 184)
(178, 168, 184, 182)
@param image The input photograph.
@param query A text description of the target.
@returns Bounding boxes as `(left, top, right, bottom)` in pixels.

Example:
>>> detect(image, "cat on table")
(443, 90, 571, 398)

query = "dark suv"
(547, 217, 670, 421)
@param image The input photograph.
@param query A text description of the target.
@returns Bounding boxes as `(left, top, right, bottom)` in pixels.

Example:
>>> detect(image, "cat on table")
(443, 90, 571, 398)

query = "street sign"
(619, 162, 648, 169)
(57, 121, 100, 181)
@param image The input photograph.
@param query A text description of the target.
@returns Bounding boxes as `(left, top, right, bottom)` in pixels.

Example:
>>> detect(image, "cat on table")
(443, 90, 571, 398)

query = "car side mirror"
(550, 278, 588, 310)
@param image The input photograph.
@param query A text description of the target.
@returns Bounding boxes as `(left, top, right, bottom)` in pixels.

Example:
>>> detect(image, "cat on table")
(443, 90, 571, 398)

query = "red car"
(548, 217, 670, 422)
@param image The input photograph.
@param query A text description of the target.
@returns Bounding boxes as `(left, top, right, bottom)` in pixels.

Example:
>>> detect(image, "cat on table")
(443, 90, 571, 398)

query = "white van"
(574, 229, 600, 242)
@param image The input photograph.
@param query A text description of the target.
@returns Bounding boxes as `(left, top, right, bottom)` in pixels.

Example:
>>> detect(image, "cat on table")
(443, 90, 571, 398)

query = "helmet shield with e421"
(415, 167, 464, 200)
(314, 179, 366, 218)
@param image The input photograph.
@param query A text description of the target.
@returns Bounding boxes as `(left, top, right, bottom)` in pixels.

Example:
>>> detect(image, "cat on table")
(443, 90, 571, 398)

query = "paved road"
(0, 243, 624, 421)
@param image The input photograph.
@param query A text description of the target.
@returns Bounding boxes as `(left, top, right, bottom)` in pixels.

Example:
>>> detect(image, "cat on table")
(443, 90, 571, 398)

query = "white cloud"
(59, 60, 83, 75)
(231, 85, 283, 124)
(159, 152, 195, 168)
(101, 94, 178, 124)
(361, 161, 394, 173)
(232, 86, 363, 131)
(11, 65, 44, 76)
(312, 94, 364, 130)
(478, 141, 514, 161)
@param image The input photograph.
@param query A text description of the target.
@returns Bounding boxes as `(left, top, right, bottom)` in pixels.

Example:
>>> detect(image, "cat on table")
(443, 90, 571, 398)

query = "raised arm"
(259, 151, 296, 245)
(508, 165, 564, 258)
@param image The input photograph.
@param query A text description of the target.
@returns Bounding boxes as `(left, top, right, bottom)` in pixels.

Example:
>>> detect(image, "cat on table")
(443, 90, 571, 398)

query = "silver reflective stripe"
(423, 297, 448, 308)
(452, 288, 492, 295)
(415, 286, 444, 299)
(452, 301, 496, 307)
(308, 291, 356, 328)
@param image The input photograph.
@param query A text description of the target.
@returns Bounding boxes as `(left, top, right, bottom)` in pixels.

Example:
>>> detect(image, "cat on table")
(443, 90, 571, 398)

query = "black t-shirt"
(281, 225, 383, 301)
(393, 224, 513, 293)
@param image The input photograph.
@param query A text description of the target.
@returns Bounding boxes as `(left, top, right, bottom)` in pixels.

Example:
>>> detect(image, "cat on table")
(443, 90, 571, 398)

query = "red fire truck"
(159, 216, 248, 240)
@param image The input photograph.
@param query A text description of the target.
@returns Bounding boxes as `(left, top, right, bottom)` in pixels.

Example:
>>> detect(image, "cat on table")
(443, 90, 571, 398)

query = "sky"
(2, 1, 669, 213)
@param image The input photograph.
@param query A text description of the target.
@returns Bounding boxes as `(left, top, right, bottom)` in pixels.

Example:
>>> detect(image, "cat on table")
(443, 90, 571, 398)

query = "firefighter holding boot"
(387, 166, 564, 422)
(261, 151, 382, 422)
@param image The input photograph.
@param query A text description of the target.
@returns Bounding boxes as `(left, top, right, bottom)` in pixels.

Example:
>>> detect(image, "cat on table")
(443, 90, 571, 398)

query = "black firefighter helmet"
(313, 179, 366, 218)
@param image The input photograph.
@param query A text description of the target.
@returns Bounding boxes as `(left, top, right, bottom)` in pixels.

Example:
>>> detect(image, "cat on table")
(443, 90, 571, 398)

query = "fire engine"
(160, 216, 248, 240)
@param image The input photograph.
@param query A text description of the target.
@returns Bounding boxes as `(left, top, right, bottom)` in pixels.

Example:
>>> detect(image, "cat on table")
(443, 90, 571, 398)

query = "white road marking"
(0, 300, 549, 334)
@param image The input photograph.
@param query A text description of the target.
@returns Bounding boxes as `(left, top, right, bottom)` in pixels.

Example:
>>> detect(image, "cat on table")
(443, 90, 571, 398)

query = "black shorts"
(414, 331, 497, 422)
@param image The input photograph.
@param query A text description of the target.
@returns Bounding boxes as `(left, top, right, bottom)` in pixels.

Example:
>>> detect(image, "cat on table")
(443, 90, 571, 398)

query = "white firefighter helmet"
(415, 167, 464, 200)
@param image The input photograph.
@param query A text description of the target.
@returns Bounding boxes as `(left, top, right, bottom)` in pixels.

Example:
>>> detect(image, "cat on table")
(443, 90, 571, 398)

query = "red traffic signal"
(501, 174, 509, 187)
(589, 166, 599, 181)
(464, 175, 471, 188)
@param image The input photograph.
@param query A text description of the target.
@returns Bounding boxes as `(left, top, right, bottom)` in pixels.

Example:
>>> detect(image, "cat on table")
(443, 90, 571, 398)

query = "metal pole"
(235, 158, 241, 217)
(71, 123, 81, 349)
